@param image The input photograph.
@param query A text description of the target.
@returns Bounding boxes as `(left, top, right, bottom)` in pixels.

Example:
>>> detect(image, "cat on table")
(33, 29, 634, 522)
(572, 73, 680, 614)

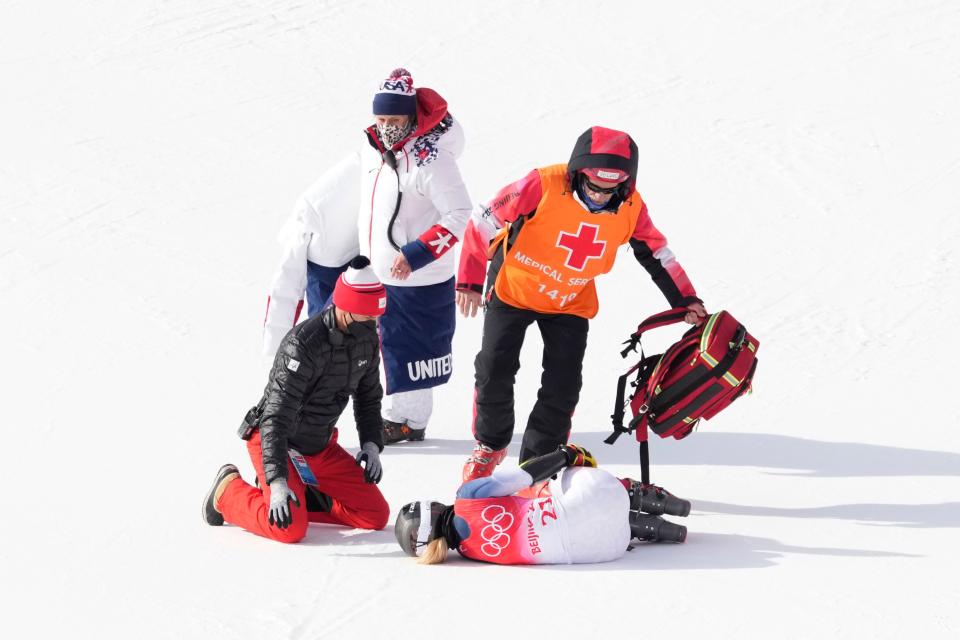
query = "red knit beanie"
(333, 257, 387, 317)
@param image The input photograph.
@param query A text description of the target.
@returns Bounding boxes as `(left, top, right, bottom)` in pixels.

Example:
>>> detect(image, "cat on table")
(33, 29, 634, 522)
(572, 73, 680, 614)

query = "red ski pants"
(218, 429, 390, 543)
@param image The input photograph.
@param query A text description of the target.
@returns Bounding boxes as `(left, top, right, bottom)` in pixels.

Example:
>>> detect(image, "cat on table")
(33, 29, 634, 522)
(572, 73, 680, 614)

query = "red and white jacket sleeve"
(399, 151, 473, 271)
(456, 169, 544, 293)
(629, 202, 702, 308)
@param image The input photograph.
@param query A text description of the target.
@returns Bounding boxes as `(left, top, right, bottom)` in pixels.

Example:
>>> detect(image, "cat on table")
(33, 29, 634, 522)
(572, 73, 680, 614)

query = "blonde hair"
(417, 537, 449, 565)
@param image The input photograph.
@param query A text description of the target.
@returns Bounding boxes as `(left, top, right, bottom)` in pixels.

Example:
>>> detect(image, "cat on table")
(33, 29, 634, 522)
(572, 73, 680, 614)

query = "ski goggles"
(581, 175, 621, 195)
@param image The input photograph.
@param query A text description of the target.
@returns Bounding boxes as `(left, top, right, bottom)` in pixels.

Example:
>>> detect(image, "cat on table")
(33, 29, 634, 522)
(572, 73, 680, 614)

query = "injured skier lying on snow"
(395, 444, 690, 565)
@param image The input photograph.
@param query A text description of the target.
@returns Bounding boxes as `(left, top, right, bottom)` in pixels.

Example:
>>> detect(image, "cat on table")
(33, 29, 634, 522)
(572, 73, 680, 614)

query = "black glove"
(355, 442, 383, 484)
(268, 478, 300, 529)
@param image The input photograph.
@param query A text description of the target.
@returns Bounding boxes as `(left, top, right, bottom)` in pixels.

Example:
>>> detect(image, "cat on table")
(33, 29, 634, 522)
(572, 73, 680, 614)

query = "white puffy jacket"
(262, 93, 471, 357)
(262, 154, 361, 356)
(358, 111, 471, 287)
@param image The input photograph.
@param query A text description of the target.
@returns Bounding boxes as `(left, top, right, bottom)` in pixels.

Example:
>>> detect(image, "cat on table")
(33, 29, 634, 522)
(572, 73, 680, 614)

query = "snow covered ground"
(2, 1, 959, 637)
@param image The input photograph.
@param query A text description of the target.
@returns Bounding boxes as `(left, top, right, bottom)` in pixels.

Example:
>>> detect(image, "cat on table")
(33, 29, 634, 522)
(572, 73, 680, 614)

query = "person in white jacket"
(262, 155, 361, 357)
(262, 68, 472, 444)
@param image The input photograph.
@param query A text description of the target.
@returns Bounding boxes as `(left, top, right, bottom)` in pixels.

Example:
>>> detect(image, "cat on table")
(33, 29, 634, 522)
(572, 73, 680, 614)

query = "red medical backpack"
(605, 308, 759, 482)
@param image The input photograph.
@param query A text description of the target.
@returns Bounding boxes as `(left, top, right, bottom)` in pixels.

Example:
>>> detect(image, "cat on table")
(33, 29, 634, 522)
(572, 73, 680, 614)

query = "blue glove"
(268, 478, 300, 529)
(355, 442, 383, 484)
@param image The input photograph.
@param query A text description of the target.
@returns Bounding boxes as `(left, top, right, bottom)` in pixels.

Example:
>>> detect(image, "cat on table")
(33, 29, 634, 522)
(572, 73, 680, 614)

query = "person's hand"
(390, 253, 412, 280)
(456, 290, 482, 317)
(561, 444, 597, 468)
(355, 442, 383, 484)
(684, 302, 708, 325)
(268, 478, 300, 529)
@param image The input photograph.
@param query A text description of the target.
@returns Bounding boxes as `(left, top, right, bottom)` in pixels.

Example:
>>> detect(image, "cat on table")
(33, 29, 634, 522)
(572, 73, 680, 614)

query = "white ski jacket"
(358, 100, 471, 287)
(262, 88, 471, 358)
(262, 154, 361, 357)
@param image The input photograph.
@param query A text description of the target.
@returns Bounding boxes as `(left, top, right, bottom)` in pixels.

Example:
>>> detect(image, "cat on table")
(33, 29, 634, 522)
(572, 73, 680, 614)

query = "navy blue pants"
(305, 261, 351, 318)
(380, 278, 456, 394)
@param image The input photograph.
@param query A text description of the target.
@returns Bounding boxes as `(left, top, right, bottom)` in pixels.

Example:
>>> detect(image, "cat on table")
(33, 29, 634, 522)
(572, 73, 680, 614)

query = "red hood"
(411, 87, 448, 136)
(365, 87, 450, 153)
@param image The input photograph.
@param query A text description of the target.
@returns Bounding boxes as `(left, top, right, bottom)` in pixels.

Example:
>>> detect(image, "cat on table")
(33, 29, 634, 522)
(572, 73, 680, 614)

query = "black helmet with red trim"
(567, 126, 639, 202)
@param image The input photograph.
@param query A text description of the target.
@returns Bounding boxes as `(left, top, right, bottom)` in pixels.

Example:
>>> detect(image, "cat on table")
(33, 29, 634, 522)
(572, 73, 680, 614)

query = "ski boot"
(630, 512, 687, 543)
(304, 486, 333, 513)
(461, 442, 507, 483)
(383, 419, 426, 445)
(627, 479, 691, 517)
(202, 464, 240, 526)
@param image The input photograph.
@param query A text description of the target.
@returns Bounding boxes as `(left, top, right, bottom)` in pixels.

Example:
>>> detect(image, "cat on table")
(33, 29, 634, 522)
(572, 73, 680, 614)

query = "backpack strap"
(639, 439, 651, 485)
(620, 308, 691, 357)
(730, 358, 758, 402)
(604, 361, 643, 444)
(606, 352, 662, 444)
(609, 308, 695, 443)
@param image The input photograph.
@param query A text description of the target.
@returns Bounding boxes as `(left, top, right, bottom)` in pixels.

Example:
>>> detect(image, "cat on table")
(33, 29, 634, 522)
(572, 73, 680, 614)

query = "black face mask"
(347, 319, 378, 337)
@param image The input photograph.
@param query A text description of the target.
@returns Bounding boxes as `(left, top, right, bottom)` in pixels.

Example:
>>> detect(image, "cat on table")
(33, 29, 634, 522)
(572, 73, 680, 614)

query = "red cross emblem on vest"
(556, 223, 607, 271)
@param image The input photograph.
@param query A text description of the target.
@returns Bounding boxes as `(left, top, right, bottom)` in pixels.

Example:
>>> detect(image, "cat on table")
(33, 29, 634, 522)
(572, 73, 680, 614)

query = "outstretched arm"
(629, 202, 702, 310)
(352, 351, 384, 450)
(520, 445, 594, 483)
(457, 466, 533, 499)
(456, 445, 595, 499)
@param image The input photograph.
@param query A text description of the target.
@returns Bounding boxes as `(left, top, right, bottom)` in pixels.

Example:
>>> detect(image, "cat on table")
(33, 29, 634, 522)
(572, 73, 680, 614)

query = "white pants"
(382, 387, 434, 430)
(555, 467, 631, 564)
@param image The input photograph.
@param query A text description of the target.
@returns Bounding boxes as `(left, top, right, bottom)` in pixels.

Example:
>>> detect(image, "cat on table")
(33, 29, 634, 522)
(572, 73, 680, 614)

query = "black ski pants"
(472, 293, 589, 462)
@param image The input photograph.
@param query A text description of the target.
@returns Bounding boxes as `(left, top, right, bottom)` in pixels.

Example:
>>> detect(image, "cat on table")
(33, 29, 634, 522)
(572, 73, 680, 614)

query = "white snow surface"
(2, 1, 959, 638)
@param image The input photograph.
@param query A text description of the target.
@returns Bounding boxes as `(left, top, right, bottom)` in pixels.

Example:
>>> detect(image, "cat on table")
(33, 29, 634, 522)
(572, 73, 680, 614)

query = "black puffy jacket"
(241, 307, 383, 485)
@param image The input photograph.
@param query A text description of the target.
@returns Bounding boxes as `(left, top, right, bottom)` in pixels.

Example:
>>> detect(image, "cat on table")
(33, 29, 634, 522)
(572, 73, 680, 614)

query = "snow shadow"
(380, 437, 524, 459)
(298, 526, 401, 551)
(694, 500, 960, 529)
(613, 532, 917, 571)
(436, 532, 915, 572)
(285, 519, 918, 568)
(570, 431, 960, 478)
(384, 432, 960, 479)
(379, 437, 477, 456)
(300, 531, 914, 569)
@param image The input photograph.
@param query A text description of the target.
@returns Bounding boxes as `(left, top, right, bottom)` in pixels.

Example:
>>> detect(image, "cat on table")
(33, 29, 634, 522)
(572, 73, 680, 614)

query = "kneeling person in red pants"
(203, 256, 390, 543)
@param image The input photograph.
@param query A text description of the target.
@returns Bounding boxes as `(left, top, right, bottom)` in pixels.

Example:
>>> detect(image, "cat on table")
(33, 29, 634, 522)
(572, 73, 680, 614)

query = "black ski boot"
(202, 464, 240, 526)
(304, 486, 333, 513)
(627, 480, 691, 517)
(630, 512, 687, 543)
(383, 419, 425, 445)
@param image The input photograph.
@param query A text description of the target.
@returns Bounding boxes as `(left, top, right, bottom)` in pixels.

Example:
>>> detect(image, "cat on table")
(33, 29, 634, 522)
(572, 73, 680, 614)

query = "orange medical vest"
(493, 164, 645, 319)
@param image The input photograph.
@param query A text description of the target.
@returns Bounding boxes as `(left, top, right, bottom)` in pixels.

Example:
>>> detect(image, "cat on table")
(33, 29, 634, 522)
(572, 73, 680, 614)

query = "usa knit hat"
(333, 256, 387, 317)
(373, 68, 417, 116)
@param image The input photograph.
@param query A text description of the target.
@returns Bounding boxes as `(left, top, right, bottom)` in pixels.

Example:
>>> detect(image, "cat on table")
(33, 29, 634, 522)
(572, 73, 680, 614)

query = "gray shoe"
(383, 419, 425, 445)
(202, 464, 240, 526)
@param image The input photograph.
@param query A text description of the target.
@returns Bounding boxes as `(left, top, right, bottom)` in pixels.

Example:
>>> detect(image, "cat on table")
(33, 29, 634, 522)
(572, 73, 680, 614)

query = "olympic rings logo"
(479, 504, 514, 557)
